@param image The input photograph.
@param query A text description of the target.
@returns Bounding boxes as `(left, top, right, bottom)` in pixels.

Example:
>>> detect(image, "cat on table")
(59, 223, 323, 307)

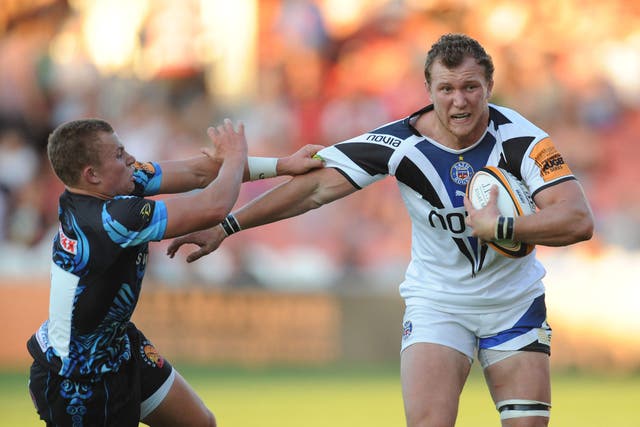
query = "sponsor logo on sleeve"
(529, 138, 572, 182)
(140, 202, 151, 221)
(366, 133, 402, 147)
(59, 225, 77, 254)
(134, 161, 156, 175)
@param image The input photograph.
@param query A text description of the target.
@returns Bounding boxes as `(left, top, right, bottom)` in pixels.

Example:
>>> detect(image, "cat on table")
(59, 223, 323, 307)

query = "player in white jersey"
(168, 34, 594, 427)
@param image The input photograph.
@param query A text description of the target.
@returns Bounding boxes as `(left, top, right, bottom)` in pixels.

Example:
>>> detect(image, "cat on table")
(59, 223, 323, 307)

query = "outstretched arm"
(156, 144, 325, 194)
(167, 167, 357, 262)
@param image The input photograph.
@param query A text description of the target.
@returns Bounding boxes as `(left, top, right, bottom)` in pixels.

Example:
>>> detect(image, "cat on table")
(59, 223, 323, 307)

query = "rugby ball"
(466, 166, 536, 258)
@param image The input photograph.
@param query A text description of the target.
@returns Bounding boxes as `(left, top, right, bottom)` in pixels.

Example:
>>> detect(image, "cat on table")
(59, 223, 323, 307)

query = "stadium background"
(1, 1, 639, 426)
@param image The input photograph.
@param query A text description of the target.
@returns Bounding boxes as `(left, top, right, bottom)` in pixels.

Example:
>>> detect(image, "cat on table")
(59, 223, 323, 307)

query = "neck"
(66, 186, 113, 200)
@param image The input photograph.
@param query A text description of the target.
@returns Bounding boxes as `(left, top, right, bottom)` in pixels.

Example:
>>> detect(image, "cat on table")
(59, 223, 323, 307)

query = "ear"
(82, 166, 101, 184)
(486, 79, 494, 99)
(424, 80, 433, 101)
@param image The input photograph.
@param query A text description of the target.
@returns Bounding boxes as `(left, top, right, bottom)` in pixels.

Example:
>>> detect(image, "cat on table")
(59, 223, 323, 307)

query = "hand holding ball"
(466, 166, 536, 258)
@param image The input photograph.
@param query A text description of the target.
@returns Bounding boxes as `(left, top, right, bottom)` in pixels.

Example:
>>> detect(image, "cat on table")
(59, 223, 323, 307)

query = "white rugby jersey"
(318, 104, 575, 313)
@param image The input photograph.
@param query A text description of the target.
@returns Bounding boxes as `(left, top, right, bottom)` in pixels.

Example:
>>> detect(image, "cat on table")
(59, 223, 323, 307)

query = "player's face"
(428, 56, 493, 148)
(93, 132, 137, 197)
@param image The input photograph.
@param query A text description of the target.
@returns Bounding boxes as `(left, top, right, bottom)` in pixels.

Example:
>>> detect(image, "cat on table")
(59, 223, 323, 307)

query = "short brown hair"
(47, 119, 114, 186)
(424, 33, 494, 86)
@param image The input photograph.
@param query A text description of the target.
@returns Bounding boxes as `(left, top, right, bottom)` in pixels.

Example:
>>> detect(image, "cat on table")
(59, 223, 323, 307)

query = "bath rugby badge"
(450, 159, 474, 185)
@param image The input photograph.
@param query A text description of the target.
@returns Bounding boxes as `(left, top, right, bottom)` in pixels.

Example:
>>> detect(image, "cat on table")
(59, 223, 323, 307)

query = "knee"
(405, 410, 456, 427)
(206, 409, 216, 427)
(502, 417, 549, 427)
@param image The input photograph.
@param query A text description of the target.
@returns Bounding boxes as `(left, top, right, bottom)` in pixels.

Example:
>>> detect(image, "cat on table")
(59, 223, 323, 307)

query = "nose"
(126, 152, 136, 166)
(452, 90, 467, 108)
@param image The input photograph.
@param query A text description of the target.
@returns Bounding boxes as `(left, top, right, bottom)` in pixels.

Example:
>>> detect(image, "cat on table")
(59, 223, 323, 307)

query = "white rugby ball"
(466, 166, 536, 258)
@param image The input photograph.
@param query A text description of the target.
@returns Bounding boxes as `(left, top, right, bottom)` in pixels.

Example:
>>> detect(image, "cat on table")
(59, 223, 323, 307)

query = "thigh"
(401, 343, 471, 427)
(130, 323, 213, 427)
(141, 370, 214, 427)
(483, 351, 550, 426)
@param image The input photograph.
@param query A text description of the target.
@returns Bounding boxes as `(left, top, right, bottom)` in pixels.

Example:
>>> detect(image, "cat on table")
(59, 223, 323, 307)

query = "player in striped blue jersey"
(27, 118, 323, 426)
(168, 34, 594, 426)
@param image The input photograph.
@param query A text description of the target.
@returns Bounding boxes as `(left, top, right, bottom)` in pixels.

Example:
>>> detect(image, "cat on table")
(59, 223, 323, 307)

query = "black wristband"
(505, 217, 515, 241)
(220, 214, 242, 237)
(496, 216, 505, 240)
(495, 216, 515, 241)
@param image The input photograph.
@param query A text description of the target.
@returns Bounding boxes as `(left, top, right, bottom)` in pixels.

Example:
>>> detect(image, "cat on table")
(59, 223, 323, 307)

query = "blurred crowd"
(1, 0, 639, 290)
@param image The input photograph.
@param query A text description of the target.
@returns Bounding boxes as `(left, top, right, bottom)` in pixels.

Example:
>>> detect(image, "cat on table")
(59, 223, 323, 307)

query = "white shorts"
(401, 294, 551, 367)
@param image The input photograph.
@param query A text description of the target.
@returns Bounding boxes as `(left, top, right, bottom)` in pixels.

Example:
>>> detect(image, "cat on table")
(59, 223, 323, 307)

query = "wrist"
(494, 216, 515, 241)
(247, 156, 277, 181)
(220, 214, 242, 237)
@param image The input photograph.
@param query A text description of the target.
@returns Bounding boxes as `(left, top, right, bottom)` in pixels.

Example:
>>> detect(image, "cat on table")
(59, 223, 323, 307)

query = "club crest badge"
(450, 161, 474, 185)
(402, 320, 413, 339)
(140, 341, 164, 368)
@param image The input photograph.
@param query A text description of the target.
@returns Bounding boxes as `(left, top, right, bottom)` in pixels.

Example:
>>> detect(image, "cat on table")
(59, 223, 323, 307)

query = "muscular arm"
(156, 155, 222, 194)
(466, 179, 594, 247)
(166, 167, 358, 262)
(156, 145, 325, 194)
(233, 167, 358, 229)
(513, 179, 594, 246)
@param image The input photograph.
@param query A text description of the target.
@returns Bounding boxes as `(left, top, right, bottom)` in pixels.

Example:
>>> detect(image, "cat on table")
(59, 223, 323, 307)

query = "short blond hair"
(47, 119, 114, 186)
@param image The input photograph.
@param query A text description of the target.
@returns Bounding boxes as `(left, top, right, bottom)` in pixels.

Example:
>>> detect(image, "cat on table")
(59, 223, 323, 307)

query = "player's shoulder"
(338, 116, 415, 147)
(370, 116, 417, 139)
(489, 104, 547, 140)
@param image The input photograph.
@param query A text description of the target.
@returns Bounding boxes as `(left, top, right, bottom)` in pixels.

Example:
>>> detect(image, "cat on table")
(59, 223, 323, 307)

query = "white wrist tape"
(247, 156, 278, 181)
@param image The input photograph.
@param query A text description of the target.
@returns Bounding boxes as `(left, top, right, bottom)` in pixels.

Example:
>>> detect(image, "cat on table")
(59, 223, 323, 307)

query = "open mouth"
(451, 113, 471, 120)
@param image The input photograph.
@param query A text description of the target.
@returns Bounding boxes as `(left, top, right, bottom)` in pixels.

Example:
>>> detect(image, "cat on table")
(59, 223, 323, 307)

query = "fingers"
(207, 119, 244, 139)
(489, 185, 499, 204)
(166, 239, 181, 257)
(186, 248, 210, 263)
(463, 195, 473, 217)
(166, 236, 190, 258)
(304, 144, 326, 155)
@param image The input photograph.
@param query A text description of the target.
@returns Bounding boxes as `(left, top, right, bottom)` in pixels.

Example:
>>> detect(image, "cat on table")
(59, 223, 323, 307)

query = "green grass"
(4, 364, 640, 427)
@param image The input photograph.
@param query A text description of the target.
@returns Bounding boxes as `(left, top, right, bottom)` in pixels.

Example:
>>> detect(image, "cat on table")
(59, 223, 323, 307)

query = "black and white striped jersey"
(318, 104, 575, 312)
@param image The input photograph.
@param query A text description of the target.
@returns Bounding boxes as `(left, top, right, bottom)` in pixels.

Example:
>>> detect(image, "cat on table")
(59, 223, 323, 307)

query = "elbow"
(570, 209, 595, 243)
(207, 204, 234, 225)
(195, 173, 212, 189)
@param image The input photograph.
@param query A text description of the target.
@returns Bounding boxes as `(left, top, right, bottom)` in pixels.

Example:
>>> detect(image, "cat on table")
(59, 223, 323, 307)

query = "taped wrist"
(495, 216, 515, 241)
(220, 214, 242, 237)
(247, 156, 278, 180)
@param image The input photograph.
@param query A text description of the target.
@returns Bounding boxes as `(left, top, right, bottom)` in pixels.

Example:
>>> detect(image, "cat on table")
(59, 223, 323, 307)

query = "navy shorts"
(29, 324, 173, 426)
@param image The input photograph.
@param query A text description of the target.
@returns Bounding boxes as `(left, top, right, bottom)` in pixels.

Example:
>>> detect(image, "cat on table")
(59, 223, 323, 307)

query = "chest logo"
(450, 161, 474, 185)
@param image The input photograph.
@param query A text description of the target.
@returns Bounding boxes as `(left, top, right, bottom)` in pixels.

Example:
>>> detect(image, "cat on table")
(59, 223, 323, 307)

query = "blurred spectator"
(1, 0, 639, 283)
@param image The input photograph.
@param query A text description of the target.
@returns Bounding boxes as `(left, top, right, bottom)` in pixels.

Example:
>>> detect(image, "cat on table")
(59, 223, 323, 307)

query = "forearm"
(232, 168, 354, 231)
(162, 155, 246, 238)
(234, 176, 322, 229)
(513, 199, 593, 246)
(158, 155, 221, 193)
